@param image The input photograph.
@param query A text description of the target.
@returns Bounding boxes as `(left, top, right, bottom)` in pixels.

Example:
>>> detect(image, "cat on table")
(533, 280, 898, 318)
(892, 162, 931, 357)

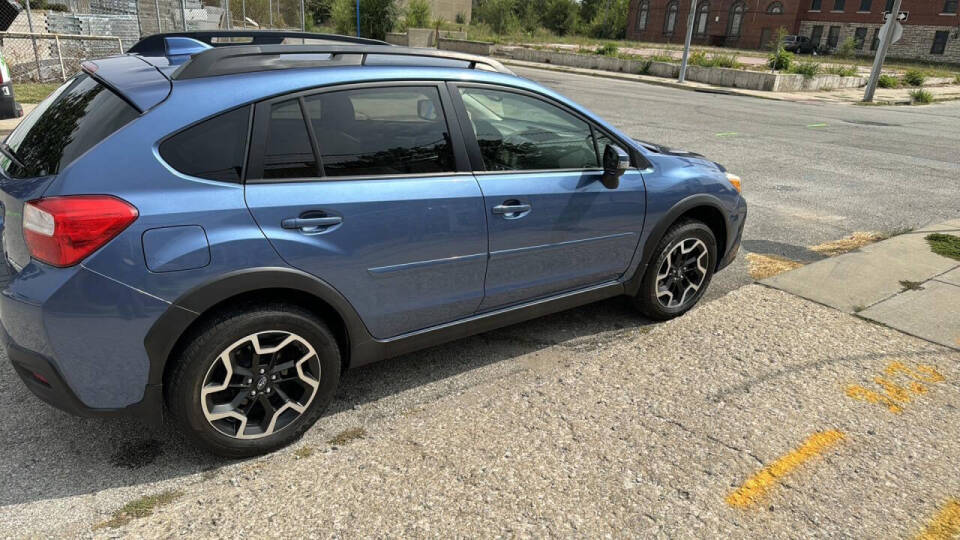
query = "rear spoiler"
(128, 30, 388, 58)
(81, 56, 171, 112)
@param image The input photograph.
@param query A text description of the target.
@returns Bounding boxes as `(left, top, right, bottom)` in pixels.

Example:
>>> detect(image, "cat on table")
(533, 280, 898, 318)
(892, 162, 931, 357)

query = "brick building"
(625, 0, 960, 62)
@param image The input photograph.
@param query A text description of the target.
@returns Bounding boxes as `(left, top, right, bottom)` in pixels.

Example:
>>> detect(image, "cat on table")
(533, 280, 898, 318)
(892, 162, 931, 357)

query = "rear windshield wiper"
(0, 143, 25, 170)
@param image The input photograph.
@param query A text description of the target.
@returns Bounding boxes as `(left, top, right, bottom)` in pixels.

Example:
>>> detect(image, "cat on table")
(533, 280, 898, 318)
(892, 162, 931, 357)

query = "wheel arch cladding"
(145, 268, 370, 392)
(642, 195, 729, 272)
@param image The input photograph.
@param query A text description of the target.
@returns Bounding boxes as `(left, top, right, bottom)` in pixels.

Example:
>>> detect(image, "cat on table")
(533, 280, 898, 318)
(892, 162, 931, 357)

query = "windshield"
(1, 74, 139, 178)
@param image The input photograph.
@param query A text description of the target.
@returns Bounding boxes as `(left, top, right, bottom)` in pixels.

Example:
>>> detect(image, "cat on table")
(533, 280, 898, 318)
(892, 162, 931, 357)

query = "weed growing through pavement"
(910, 89, 934, 104)
(327, 427, 367, 446)
(294, 445, 315, 459)
(926, 234, 960, 261)
(95, 490, 183, 529)
(899, 280, 925, 292)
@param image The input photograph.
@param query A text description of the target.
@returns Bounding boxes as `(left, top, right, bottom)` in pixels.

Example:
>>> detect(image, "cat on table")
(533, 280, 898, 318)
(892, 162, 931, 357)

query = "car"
(782, 34, 816, 54)
(0, 30, 746, 457)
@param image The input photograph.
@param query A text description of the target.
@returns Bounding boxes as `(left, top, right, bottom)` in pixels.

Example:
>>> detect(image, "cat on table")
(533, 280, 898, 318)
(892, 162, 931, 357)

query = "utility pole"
(678, 0, 697, 83)
(300, 0, 305, 31)
(268, 0, 273, 27)
(24, 0, 41, 81)
(863, 0, 902, 102)
(181, 0, 188, 30)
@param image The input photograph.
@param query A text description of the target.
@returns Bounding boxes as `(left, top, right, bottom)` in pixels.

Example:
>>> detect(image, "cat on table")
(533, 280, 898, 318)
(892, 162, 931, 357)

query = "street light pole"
(300, 0, 305, 31)
(678, 0, 697, 83)
(356, 0, 360, 37)
(863, 0, 902, 102)
(181, 0, 188, 30)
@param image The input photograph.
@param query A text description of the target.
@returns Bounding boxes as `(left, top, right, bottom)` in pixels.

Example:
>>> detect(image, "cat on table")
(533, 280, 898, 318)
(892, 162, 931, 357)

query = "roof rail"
(128, 30, 388, 57)
(170, 44, 515, 80)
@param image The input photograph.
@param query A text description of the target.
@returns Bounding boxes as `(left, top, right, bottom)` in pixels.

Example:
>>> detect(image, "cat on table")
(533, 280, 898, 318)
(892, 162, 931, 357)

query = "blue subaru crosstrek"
(0, 31, 746, 457)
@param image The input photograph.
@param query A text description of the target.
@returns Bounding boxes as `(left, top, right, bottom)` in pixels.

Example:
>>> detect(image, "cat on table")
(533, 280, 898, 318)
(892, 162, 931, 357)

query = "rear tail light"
(23, 196, 138, 267)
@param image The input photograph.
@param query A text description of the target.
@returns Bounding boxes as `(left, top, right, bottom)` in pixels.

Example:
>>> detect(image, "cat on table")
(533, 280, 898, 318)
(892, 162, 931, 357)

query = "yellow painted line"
(916, 499, 960, 540)
(726, 430, 845, 508)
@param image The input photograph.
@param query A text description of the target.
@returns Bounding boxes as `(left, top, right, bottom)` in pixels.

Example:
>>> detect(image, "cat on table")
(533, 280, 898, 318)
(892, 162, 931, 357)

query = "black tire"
(634, 220, 717, 321)
(166, 303, 340, 458)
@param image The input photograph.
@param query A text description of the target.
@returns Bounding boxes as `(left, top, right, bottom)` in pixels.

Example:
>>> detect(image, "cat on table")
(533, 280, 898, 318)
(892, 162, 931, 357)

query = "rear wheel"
(167, 304, 340, 458)
(634, 220, 717, 320)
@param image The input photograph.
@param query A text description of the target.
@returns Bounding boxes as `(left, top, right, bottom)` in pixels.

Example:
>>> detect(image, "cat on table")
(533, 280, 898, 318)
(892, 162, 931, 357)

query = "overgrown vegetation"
(595, 43, 618, 56)
(926, 233, 960, 261)
(877, 73, 901, 88)
(835, 36, 857, 59)
(330, 0, 398, 40)
(909, 88, 933, 104)
(689, 50, 741, 68)
(823, 65, 858, 77)
(903, 69, 926, 87)
(95, 490, 183, 529)
(789, 61, 820, 79)
(404, 0, 431, 28)
(768, 48, 793, 71)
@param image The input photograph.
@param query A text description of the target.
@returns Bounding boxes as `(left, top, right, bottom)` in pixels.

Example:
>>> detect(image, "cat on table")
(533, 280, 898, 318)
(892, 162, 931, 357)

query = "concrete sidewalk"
(500, 59, 960, 105)
(763, 219, 960, 349)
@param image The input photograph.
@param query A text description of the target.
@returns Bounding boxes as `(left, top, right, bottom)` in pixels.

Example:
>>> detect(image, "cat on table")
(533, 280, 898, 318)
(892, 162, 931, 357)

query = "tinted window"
(303, 86, 454, 177)
(264, 99, 317, 179)
(160, 106, 250, 182)
(1, 74, 138, 178)
(458, 87, 601, 172)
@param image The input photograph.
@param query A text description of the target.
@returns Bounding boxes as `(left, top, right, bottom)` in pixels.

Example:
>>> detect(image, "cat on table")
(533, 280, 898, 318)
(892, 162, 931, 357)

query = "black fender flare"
(625, 193, 730, 295)
(143, 267, 373, 388)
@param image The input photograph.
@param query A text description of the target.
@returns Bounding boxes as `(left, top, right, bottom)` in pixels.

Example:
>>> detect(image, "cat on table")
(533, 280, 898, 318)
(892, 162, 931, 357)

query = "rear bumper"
(0, 261, 168, 421)
(2, 325, 163, 422)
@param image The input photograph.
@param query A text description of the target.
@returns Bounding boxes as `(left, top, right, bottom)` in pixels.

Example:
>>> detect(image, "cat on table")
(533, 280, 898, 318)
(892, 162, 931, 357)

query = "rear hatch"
(0, 71, 145, 275)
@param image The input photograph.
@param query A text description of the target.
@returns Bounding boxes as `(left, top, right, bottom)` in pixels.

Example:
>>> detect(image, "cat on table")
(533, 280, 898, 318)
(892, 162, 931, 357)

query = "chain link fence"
(0, 0, 306, 83)
(1, 31, 122, 81)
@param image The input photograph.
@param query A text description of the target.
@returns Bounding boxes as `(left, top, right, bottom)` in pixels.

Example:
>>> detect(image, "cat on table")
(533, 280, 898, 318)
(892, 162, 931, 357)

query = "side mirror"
(417, 99, 438, 121)
(601, 144, 630, 189)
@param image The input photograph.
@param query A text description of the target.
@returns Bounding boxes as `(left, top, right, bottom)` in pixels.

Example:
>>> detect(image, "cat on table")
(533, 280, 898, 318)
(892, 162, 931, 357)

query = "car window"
(457, 87, 601, 172)
(302, 86, 455, 177)
(159, 106, 250, 182)
(263, 99, 318, 179)
(1, 73, 138, 178)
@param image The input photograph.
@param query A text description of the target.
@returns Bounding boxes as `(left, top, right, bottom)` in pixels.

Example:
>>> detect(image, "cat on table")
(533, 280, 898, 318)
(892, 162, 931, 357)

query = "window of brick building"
(854, 27, 867, 48)
(664, 1, 679, 34)
(695, 1, 710, 34)
(832, 0, 845, 11)
(870, 28, 880, 49)
(943, 0, 958, 13)
(858, 0, 871, 11)
(931, 30, 949, 54)
(884, 0, 893, 10)
(727, 2, 745, 36)
(810, 25, 823, 46)
(810, 0, 822, 10)
(827, 25, 841, 47)
(767, 1, 784, 13)
(636, 1, 649, 30)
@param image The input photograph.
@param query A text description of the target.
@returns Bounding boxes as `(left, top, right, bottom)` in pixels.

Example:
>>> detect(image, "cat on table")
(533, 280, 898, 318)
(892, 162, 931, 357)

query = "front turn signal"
(725, 172, 742, 193)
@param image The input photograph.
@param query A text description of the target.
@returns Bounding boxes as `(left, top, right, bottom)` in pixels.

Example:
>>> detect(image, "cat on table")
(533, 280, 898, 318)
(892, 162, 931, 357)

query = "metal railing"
(0, 31, 124, 82)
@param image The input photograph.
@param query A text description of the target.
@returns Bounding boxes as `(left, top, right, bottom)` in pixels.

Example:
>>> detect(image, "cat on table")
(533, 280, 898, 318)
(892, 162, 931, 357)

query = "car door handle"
(281, 216, 343, 230)
(492, 203, 532, 217)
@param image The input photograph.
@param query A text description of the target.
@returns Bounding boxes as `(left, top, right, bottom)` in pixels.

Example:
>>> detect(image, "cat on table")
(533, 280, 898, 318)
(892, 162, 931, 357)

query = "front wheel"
(634, 220, 717, 320)
(166, 304, 341, 458)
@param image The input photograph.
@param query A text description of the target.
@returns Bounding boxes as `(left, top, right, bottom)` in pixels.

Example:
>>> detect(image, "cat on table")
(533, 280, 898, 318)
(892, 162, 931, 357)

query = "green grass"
(877, 73, 900, 88)
(14, 82, 59, 104)
(95, 490, 183, 529)
(823, 64, 858, 77)
(926, 234, 960, 261)
(789, 61, 820, 79)
(909, 88, 933, 104)
(903, 69, 926, 87)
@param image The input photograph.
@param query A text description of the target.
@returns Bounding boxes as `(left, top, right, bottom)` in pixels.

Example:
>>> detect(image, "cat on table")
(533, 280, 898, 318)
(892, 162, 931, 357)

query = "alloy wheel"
(200, 331, 321, 439)
(655, 238, 709, 309)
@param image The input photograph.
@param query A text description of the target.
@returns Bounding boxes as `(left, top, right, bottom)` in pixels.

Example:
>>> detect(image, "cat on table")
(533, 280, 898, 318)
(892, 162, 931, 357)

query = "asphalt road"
(513, 65, 960, 301)
(2, 70, 959, 535)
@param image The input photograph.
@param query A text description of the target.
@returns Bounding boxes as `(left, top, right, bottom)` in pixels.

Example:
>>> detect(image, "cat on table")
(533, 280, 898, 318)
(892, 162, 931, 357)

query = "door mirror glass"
(417, 98, 437, 121)
(601, 144, 630, 189)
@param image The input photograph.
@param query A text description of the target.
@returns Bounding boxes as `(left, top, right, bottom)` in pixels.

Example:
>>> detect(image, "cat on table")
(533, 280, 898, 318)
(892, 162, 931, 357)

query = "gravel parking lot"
(6, 286, 959, 536)
(2, 71, 959, 536)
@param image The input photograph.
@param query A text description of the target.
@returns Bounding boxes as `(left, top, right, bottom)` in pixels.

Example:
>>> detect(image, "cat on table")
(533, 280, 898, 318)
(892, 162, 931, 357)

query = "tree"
(479, 0, 517, 34)
(331, 0, 398, 39)
(542, 0, 579, 36)
(588, 0, 630, 39)
(405, 0, 431, 28)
